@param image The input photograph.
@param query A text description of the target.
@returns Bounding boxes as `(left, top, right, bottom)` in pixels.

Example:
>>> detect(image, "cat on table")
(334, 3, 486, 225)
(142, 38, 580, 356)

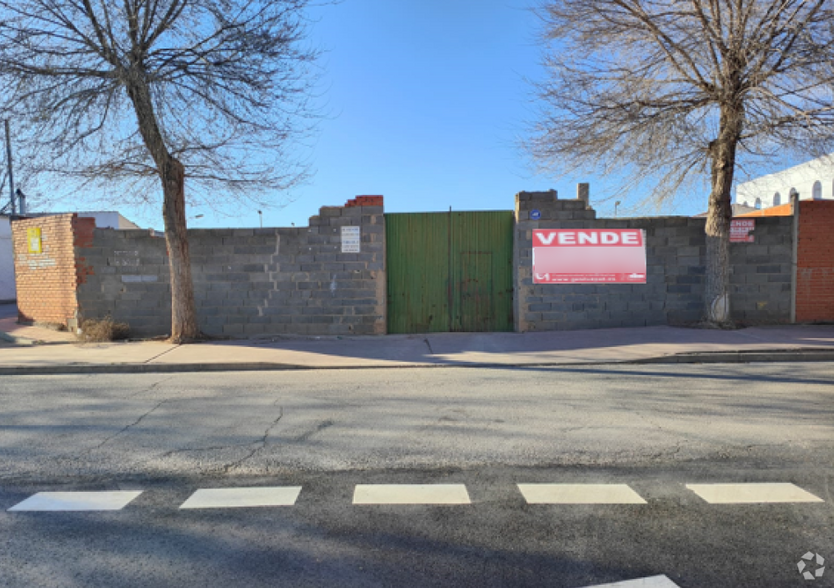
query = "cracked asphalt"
(1, 363, 833, 587)
(2, 363, 833, 481)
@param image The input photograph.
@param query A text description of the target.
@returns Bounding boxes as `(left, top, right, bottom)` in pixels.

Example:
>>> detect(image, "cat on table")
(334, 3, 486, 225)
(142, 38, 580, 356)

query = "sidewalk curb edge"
(2, 350, 834, 375)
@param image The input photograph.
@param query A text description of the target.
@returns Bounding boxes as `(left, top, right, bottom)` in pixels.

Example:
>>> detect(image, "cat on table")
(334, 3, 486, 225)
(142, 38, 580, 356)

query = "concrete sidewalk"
(0, 313, 78, 345)
(2, 310, 834, 374)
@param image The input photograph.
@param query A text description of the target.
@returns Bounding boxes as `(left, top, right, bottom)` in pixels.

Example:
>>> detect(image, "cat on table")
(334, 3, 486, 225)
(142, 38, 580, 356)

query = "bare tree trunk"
(704, 166, 732, 325)
(125, 71, 201, 342)
(161, 157, 200, 342)
(704, 107, 741, 326)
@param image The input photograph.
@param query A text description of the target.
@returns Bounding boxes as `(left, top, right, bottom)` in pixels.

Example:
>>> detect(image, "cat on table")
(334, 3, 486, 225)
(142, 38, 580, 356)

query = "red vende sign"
(730, 219, 755, 243)
(532, 229, 647, 284)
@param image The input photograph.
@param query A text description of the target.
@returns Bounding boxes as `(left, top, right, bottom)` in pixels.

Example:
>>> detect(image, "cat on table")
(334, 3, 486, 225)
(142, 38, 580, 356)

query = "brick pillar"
(12, 214, 80, 326)
(795, 201, 834, 322)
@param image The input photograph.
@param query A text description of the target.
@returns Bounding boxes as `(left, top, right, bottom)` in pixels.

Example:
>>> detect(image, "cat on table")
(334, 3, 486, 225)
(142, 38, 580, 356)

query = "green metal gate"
(386, 211, 514, 334)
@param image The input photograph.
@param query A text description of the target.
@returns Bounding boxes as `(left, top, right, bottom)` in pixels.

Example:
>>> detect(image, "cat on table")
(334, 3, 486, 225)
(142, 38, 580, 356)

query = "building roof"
(735, 203, 793, 217)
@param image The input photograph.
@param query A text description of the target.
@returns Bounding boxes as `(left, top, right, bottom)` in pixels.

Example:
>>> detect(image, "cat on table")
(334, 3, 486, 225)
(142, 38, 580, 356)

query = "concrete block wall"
(75, 228, 171, 336)
(76, 200, 386, 338)
(514, 191, 792, 331)
(796, 200, 834, 322)
(11, 214, 95, 326)
(10, 191, 803, 336)
(729, 216, 793, 323)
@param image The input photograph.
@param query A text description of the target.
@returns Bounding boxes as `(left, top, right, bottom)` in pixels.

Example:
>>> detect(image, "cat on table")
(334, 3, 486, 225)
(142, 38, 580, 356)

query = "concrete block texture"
(515, 210, 792, 332)
(26, 195, 799, 337)
(71, 202, 386, 337)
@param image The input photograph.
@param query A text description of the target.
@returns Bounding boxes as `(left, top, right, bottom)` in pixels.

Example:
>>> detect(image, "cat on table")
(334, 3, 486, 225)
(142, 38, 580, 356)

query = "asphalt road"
(1, 364, 832, 587)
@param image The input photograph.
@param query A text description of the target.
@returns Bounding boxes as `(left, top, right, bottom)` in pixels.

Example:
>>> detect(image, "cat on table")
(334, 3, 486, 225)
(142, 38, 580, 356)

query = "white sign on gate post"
(341, 226, 361, 253)
(532, 229, 647, 284)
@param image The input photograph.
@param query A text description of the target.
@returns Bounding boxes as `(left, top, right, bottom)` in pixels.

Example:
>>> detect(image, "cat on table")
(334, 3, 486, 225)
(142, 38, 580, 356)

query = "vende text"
(534, 230, 643, 247)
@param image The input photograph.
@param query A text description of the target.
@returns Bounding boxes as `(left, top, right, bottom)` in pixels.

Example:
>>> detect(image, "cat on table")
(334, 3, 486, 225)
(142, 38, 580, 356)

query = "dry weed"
(78, 317, 130, 342)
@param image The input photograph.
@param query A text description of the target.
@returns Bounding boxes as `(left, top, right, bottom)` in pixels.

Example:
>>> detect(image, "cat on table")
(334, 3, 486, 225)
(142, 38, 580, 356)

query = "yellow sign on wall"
(27, 228, 42, 254)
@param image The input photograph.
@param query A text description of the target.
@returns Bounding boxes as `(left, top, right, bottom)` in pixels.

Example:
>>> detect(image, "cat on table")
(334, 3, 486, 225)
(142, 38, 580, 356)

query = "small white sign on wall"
(341, 226, 361, 253)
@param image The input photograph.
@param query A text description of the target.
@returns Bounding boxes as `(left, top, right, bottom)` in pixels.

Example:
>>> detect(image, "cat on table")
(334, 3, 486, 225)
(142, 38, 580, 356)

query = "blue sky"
(254, 0, 565, 230)
(34, 0, 723, 229)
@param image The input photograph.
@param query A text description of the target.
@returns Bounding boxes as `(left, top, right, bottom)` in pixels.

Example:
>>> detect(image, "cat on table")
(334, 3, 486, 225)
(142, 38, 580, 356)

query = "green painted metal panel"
(386, 210, 514, 334)
(450, 211, 514, 332)
(386, 213, 450, 334)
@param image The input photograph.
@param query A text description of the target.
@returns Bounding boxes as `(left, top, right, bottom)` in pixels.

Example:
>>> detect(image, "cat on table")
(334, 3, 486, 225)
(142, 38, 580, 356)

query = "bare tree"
(531, 0, 834, 325)
(0, 0, 318, 342)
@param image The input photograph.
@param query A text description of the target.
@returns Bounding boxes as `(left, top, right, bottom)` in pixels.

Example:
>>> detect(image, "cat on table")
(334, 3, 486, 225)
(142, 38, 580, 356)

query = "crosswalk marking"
(518, 484, 647, 504)
(353, 484, 471, 505)
(7, 491, 143, 512)
(686, 483, 824, 504)
(179, 486, 302, 509)
(4, 482, 827, 512)
(580, 575, 680, 587)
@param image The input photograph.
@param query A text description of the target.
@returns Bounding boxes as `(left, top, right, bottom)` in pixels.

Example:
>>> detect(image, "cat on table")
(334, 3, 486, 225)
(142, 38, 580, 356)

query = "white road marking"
(353, 484, 471, 505)
(8, 491, 143, 512)
(179, 486, 302, 509)
(580, 575, 680, 587)
(517, 484, 647, 504)
(686, 483, 823, 504)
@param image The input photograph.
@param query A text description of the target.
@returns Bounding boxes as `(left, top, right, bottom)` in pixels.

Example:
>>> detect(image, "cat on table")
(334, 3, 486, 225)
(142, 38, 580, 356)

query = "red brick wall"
(11, 214, 94, 326)
(73, 216, 96, 286)
(345, 195, 383, 208)
(796, 201, 834, 322)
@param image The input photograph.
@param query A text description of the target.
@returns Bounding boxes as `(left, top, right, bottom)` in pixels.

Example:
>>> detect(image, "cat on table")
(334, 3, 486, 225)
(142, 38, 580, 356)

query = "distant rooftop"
(693, 203, 759, 218)
(735, 203, 793, 217)
(7, 211, 141, 230)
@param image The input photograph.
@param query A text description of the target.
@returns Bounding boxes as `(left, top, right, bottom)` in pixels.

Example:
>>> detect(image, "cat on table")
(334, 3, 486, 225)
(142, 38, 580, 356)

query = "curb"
(632, 348, 834, 364)
(1, 349, 834, 375)
(0, 362, 439, 376)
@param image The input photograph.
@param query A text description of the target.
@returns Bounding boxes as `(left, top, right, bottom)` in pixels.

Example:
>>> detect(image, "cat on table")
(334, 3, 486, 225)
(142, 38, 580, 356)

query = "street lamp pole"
(5, 119, 15, 216)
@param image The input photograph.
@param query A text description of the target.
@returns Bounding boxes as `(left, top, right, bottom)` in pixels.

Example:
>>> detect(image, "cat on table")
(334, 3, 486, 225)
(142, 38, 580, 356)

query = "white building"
(0, 216, 14, 302)
(735, 154, 834, 210)
(0, 211, 140, 303)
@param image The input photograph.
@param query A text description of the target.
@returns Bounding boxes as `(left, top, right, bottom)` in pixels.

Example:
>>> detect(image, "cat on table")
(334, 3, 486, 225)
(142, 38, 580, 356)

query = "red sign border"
(532, 228, 647, 284)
